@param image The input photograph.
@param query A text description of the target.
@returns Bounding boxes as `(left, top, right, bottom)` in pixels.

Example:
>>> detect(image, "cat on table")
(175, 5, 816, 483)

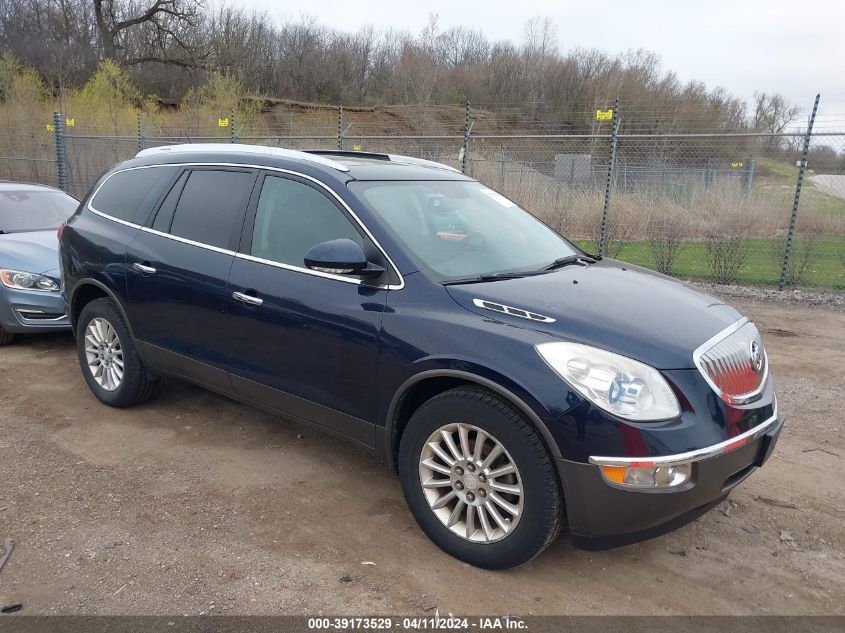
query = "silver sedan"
(0, 181, 78, 345)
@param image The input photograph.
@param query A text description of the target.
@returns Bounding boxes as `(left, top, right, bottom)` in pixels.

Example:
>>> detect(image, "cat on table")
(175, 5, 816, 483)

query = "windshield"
(348, 180, 580, 280)
(0, 190, 78, 232)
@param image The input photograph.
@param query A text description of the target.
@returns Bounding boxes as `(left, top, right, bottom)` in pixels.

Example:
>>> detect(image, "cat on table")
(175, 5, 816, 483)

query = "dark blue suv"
(60, 144, 783, 569)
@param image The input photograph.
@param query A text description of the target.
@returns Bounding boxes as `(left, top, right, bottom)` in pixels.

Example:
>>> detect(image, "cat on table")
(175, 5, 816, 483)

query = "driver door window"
(251, 175, 364, 269)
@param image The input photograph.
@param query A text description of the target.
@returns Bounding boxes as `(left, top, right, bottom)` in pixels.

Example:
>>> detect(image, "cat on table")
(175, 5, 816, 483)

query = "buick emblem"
(750, 340, 764, 372)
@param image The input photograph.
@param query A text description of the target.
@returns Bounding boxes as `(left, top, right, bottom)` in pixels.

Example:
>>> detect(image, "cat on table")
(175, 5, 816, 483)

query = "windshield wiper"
(442, 270, 547, 286)
(542, 254, 599, 271)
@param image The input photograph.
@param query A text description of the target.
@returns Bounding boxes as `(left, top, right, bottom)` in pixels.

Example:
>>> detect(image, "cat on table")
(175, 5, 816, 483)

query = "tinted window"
(169, 170, 254, 249)
(91, 167, 169, 222)
(251, 175, 363, 267)
(152, 171, 188, 232)
(0, 190, 77, 232)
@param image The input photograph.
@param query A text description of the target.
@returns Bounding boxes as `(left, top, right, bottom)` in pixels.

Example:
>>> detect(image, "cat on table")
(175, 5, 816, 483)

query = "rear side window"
(166, 170, 254, 249)
(91, 167, 172, 223)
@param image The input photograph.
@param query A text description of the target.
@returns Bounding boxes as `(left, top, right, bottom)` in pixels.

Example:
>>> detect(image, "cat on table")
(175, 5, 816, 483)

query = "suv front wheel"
(398, 387, 562, 569)
(76, 297, 157, 407)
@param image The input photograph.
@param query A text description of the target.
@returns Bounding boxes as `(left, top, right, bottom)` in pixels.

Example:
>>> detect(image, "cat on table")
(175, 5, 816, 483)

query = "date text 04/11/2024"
(306, 616, 527, 630)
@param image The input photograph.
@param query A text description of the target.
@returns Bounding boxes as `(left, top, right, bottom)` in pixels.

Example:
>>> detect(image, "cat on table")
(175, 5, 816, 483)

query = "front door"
(125, 167, 257, 392)
(226, 172, 390, 445)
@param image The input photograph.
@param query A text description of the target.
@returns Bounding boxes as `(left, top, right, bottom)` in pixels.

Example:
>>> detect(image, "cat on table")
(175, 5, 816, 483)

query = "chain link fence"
(3, 99, 843, 289)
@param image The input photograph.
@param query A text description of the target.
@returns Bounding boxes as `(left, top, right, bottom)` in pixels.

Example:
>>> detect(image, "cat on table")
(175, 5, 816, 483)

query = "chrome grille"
(693, 319, 767, 405)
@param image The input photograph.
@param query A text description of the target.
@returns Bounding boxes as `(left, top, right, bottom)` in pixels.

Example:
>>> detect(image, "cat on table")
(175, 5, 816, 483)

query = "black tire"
(398, 387, 562, 569)
(76, 297, 157, 407)
(0, 325, 14, 346)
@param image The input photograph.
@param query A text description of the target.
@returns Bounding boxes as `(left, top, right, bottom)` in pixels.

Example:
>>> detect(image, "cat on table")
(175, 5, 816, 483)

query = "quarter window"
(91, 167, 174, 223)
(251, 175, 363, 267)
(167, 170, 254, 249)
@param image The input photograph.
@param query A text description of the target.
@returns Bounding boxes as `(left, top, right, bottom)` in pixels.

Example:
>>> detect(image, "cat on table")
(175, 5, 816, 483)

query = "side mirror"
(304, 238, 385, 278)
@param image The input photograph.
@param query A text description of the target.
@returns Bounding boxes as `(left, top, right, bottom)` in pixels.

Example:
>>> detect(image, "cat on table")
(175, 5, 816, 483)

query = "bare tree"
(752, 92, 800, 149)
(0, 2, 809, 141)
(92, 0, 204, 67)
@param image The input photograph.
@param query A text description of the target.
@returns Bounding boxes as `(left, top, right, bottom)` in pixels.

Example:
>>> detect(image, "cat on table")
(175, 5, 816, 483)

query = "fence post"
(742, 159, 755, 192)
(598, 99, 620, 256)
(779, 93, 820, 290)
(136, 111, 144, 152)
(461, 100, 471, 174)
(53, 111, 67, 193)
(230, 108, 236, 143)
(338, 106, 344, 150)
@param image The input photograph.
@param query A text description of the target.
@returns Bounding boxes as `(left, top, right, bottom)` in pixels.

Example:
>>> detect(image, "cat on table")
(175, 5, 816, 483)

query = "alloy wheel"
(419, 422, 524, 543)
(84, 317, 124, 392)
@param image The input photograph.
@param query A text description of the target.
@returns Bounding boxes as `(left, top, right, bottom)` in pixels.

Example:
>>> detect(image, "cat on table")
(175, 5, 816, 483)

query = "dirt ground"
(0, 292, 843, 616)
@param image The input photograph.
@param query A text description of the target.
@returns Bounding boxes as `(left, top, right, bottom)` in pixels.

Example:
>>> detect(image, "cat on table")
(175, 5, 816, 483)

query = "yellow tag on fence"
(218, 118, 229, 127)
(352, 144, 362, 151)
(65, 118, 75, 127)
(595, 109, 614, 121)
(731, 161, 744, 168)
(46, 124, 55, 132)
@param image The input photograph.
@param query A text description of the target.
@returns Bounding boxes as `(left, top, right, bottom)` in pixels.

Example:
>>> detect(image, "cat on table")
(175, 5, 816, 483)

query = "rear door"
(125, 166, 257, 391)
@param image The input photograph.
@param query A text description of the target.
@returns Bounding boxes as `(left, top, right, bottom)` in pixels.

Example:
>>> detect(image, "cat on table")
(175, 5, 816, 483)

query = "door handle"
(132, 262, 157, 274)
(232, 291, 263, 306)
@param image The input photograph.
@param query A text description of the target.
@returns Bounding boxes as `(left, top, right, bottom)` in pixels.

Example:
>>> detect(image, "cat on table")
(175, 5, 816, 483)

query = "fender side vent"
(473, 299, 556, 323)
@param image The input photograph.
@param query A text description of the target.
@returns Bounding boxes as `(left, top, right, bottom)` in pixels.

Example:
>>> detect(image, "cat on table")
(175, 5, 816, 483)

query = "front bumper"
(0, 287, 71, 333)
(558, 412, 785, 550)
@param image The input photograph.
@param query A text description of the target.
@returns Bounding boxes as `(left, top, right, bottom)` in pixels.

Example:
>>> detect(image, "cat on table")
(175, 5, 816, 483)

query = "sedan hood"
(446, 259, 742, 369)
(0, 230, 61, 275)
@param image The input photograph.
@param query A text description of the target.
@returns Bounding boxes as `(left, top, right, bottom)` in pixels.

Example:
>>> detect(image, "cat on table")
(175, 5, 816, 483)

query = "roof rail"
(135, 144, 350, 172)
(303, 150, 390, 161)
(386, 154, 461, 173)
(305, 149, 460, 173)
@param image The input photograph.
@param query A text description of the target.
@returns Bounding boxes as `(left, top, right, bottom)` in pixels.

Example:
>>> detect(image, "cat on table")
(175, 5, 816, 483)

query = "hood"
(446, 259, 742, 369)
(0, 230, 61, 275)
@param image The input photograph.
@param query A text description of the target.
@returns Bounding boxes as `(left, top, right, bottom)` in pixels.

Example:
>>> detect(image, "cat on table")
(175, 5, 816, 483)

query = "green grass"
(755, 157, 845, 217)
(574, 237, 845, 288)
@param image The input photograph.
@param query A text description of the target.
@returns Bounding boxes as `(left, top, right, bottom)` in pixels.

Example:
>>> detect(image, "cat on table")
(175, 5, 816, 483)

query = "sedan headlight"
(536, 341, 681, 421)
(0, 269, 60, 292)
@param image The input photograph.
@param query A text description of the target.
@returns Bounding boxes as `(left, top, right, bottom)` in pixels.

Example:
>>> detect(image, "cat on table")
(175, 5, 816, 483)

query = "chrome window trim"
(235, 252, 362, 286)
(138, 226, 237, 255)
(692, 317, 769, 405)
(86, 162, 405, 290)
(589, 400, 779, 468)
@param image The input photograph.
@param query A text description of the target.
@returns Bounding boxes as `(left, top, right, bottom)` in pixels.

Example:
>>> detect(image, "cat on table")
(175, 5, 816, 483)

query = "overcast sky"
(241, 0, 844, 122)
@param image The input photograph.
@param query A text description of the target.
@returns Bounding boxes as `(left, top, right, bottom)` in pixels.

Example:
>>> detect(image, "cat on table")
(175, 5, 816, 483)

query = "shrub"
(648, 217, 686, 275)
(770, 233, 820, 286)
(706, 234, 750, 283)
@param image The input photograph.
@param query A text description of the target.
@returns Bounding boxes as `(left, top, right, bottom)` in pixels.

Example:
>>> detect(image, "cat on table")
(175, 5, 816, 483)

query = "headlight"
(0, 269, 60, 292)
(536, 341, 681, 421)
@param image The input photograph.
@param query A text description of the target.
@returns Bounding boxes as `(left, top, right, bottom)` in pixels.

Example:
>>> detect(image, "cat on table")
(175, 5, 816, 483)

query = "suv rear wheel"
(398, 387, 562, 569)
(76, 298, 157, 407)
